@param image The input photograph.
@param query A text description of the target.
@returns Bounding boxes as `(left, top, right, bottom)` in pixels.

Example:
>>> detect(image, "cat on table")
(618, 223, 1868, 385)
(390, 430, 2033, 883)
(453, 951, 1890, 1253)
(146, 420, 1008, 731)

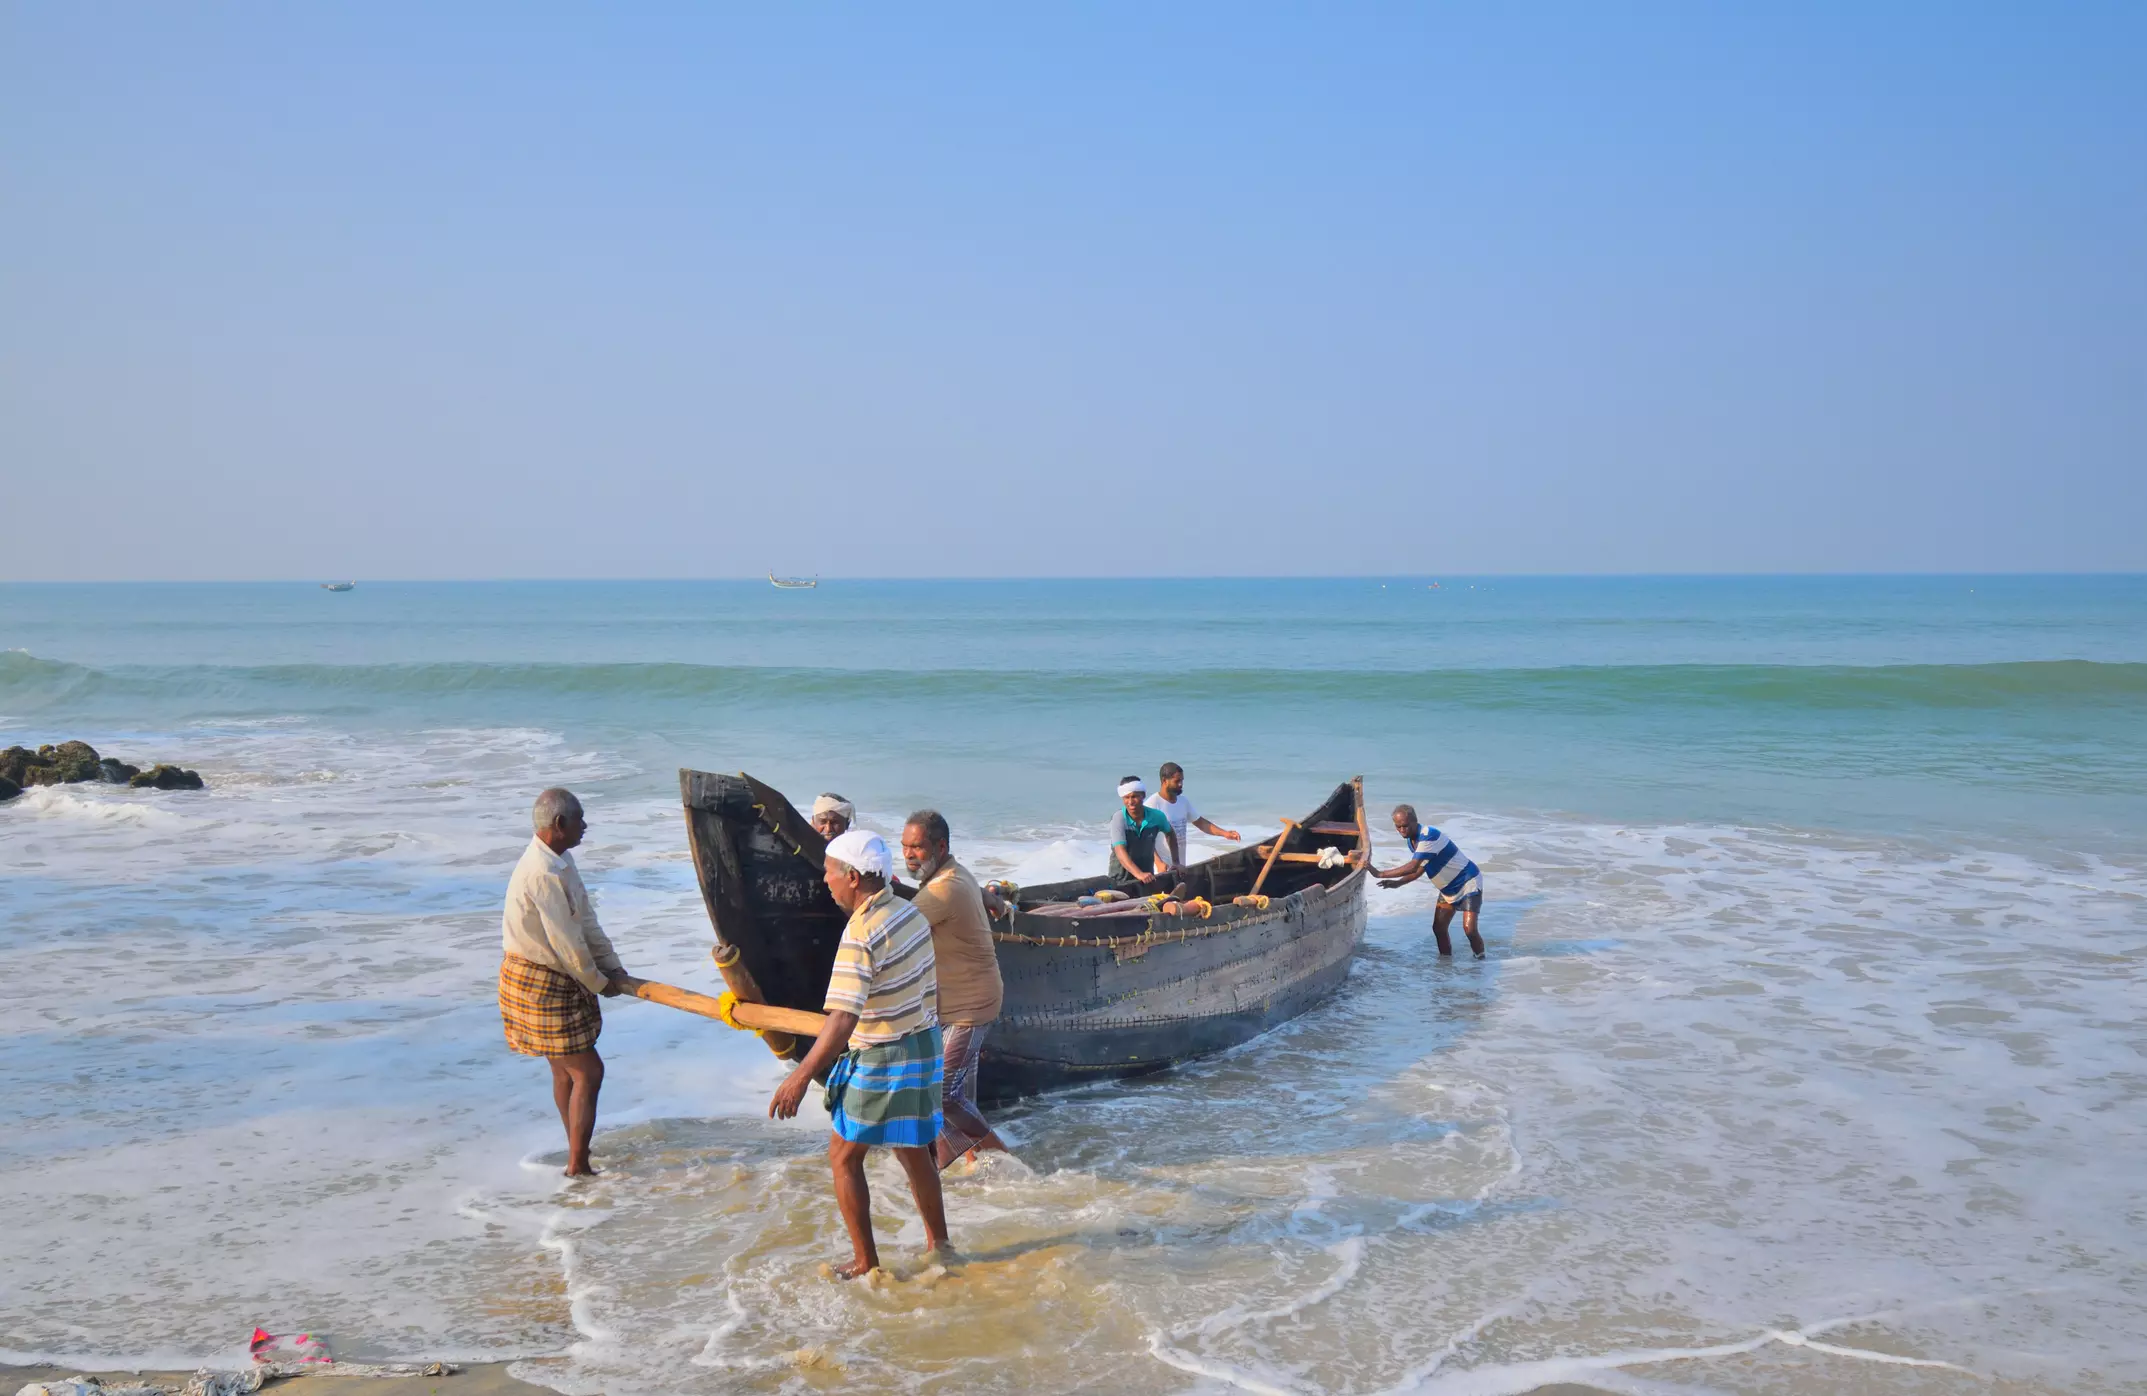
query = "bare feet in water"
(564, 1161, 600, 1178)
(832, 1257, 875, 1280)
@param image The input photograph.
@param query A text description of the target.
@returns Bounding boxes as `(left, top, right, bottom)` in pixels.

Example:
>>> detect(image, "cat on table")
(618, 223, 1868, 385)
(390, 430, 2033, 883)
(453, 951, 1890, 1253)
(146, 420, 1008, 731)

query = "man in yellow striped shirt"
(769, 829, 950, 1278)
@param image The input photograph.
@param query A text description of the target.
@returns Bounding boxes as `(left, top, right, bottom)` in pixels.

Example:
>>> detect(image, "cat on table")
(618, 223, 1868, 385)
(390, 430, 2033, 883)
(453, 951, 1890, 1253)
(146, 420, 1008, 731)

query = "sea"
(1, 576, 2142, 1396)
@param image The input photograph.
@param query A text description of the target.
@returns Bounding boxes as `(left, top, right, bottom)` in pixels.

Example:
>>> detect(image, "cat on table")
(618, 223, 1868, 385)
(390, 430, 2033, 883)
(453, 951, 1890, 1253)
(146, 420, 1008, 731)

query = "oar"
(613, 974, 829, 1038)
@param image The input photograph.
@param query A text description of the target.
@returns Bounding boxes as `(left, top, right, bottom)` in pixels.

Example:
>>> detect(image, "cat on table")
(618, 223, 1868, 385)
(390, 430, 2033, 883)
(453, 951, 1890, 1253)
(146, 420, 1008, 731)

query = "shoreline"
(1, 1366, 559, 1396)
(3, 1360, 1619, 1396)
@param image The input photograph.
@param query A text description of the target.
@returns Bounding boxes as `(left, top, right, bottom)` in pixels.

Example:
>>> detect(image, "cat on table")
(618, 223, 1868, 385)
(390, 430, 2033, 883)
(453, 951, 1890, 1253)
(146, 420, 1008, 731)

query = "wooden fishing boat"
(675, 769, 1371, 1103)
(767, 572, 818, 589)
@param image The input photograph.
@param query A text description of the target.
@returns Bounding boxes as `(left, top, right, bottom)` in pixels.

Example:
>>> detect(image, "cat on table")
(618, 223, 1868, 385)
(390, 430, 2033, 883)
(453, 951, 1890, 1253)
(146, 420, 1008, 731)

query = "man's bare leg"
(829, 1135, 878, 1278)
(1461, 905, 1485, 957)
(549, 1050, 604, 1176)
(894, 1145, 951, 1253)
(1430, 902, 1456, 956)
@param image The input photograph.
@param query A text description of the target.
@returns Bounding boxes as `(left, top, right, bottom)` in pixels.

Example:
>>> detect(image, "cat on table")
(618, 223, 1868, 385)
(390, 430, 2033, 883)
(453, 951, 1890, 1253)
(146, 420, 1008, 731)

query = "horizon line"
(4, 570, 2146, 586)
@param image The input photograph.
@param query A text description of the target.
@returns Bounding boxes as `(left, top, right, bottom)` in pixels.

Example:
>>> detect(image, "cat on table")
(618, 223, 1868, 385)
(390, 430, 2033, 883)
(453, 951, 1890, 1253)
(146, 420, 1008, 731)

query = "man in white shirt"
(1148, 762, 1241, 873)
(499, 787, 631, 1177)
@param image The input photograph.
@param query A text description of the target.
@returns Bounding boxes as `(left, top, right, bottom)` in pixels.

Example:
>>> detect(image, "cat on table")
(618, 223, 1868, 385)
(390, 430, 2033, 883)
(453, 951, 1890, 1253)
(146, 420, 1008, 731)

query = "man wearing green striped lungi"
(768, 828, 951, 1279)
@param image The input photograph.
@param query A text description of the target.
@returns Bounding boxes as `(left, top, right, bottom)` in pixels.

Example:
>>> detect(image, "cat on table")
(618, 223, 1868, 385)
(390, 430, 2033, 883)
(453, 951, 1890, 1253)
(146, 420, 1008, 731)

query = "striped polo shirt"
(823, 887, 939, 1046)
(1406, 826, 1483, 903)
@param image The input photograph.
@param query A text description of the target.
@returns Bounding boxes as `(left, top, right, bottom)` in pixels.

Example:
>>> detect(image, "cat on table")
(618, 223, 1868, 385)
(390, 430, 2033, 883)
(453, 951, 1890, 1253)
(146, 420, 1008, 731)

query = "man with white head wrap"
(768, 828, 951, 1277)
(810, 793, 854, 840)
(1107, 775, 1180, 887)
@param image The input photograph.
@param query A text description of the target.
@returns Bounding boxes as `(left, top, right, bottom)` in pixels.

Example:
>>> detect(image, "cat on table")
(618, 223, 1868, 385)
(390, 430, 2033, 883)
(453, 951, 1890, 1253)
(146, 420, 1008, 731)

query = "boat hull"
(980, 872, 1366, 1101)
(678, 770, 1371, 1101)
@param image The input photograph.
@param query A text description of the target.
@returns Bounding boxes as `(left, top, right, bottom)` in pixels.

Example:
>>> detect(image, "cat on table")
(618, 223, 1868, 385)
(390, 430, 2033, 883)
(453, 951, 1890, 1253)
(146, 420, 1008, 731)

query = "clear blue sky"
(4, 3, 2142, 579)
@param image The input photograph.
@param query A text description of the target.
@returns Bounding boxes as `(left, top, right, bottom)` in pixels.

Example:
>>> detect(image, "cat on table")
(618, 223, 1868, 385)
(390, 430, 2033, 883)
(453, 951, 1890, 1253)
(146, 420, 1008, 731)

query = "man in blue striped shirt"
(1368, 803, 1486, 958)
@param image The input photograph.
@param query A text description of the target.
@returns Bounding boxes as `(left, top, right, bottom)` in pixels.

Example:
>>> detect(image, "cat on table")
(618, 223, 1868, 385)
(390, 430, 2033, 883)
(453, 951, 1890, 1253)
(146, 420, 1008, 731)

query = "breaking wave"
(4, 649, 2141, 717)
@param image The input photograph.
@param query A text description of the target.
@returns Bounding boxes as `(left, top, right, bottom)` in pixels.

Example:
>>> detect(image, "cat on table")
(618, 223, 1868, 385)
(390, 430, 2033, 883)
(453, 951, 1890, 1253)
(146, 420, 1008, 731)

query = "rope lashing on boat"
(992, 901, 1276, 948)
(709, 989, 784, 1046)
(1233, 894, 1271, 910)
(750, 799, 807, 857)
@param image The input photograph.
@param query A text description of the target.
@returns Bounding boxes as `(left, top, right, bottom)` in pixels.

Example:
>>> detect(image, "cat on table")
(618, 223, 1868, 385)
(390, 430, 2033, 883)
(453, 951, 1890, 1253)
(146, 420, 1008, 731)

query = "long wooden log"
(615, 975, 829, 1038)
(1252, 850, 1344, 864)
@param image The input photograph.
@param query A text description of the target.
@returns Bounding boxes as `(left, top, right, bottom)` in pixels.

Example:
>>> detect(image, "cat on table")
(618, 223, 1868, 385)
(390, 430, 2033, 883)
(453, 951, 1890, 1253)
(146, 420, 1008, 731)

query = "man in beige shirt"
(900, 809, 1009, 1167)
(499, 788, 630, 1177)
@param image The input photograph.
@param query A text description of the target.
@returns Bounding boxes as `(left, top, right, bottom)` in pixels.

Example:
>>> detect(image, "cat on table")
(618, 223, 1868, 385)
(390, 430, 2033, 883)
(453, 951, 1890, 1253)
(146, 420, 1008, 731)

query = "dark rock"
(0, 774, 19, 803)
(42, 740, 103, 783)
(130, 764, 206, 791)
(100, 757, 142, 783)
(0, 746, 38, 786)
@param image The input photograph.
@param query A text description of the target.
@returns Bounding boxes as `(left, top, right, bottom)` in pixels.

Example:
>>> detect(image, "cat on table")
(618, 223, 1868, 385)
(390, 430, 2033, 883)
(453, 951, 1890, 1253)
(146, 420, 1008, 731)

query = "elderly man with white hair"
(769, 828, 951, 1278)
(499, 787, 631, 1177)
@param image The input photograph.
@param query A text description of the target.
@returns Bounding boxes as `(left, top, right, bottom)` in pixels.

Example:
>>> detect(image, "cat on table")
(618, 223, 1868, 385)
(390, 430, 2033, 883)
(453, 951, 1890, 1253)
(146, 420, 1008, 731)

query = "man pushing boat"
(1148, 761, 1241, 874)
(899, 809, 1010, 1168)
(1366, 803, 1486, 957)
(1107, 776, 1182, 888)
(768, 829, 952, 1278)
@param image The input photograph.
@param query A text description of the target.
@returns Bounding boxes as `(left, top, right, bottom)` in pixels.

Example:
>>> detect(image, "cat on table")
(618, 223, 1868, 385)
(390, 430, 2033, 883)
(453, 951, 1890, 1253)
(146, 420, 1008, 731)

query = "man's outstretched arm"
(769, 1010, 860, 1119)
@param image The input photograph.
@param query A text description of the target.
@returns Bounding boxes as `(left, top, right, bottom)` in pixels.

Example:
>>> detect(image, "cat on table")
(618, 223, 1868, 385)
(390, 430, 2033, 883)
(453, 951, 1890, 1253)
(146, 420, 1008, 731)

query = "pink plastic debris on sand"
(249, 1329, 331, 1365)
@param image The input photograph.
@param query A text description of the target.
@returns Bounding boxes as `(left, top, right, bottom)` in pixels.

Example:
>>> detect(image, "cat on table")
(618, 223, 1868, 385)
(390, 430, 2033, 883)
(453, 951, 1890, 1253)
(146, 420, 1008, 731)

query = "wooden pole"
(614, 975, 829, 1038)
(1250, 818, 1296, 897)
(1353, 776, 1371, 860)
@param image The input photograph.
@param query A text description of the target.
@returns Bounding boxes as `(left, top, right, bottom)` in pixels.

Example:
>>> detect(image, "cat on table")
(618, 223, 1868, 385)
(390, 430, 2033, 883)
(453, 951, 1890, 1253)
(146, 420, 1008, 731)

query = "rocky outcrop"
(130, 764, 206, 791)
(0, 741, 204, 794)
(0, 746, 38, 786)
(41, 741, 104, 783)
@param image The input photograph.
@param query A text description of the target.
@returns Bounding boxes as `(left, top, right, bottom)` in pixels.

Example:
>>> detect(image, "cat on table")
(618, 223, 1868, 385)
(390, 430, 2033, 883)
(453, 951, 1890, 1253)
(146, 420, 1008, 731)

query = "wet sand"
(0, 1366, 557, 1396)
(2, 1360, 1616, 1396)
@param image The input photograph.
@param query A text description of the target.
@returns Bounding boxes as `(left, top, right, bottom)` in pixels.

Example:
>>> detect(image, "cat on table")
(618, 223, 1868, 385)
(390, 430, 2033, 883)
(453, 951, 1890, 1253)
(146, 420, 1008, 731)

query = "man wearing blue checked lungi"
(768, 828, 951, 1278)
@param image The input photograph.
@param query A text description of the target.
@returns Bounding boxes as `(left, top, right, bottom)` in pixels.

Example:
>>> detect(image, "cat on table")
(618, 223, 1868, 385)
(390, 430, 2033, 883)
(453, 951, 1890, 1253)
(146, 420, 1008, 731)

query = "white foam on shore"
(3, 719, 2144, 1392)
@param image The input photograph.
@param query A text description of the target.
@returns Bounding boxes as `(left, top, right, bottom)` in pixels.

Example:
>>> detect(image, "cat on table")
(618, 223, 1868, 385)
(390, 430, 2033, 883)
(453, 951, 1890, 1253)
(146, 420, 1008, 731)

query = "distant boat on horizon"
(320, 582, 357, 592)
(768, 572, 818, 590)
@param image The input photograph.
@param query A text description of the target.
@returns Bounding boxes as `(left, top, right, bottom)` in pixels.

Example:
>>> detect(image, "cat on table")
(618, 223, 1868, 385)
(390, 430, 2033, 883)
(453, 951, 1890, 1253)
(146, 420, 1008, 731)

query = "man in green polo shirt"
(1107, 775, 1181, 887)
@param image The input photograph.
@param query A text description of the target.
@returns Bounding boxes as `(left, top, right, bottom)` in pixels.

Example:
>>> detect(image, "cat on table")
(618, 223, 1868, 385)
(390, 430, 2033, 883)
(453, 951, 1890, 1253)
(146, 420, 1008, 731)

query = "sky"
(2, 3, 2143, 580)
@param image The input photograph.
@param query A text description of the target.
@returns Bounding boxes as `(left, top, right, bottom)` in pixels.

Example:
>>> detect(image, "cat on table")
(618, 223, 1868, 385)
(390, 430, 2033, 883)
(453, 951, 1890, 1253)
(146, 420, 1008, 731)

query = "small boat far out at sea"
(320, 582, 356, 592)
(768, 572, 818, 589)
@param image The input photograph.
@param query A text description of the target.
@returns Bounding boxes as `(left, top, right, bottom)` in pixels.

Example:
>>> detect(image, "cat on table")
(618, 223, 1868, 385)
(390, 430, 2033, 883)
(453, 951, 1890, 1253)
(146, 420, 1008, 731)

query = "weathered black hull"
(980, 872, 1366, 1101)
(679, 770, 1370, 1102)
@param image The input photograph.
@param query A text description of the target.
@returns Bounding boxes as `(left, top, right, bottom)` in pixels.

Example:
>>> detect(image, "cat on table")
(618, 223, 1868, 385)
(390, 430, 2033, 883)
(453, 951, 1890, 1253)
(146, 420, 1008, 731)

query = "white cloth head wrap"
(824, 829, 891, 879)
(811, 793, 855, 821)
(1118, 778, 1147, 797)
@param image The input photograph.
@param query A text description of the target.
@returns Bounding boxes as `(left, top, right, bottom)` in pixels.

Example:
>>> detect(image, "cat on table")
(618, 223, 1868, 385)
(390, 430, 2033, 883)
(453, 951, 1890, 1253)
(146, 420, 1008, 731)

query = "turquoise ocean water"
(2, 577, 2143, 1393)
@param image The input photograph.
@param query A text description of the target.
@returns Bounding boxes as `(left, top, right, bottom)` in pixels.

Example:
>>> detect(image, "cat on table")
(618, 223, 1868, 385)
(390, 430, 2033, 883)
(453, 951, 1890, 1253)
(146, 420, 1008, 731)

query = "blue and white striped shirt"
(1406, 826, 1482, 902)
